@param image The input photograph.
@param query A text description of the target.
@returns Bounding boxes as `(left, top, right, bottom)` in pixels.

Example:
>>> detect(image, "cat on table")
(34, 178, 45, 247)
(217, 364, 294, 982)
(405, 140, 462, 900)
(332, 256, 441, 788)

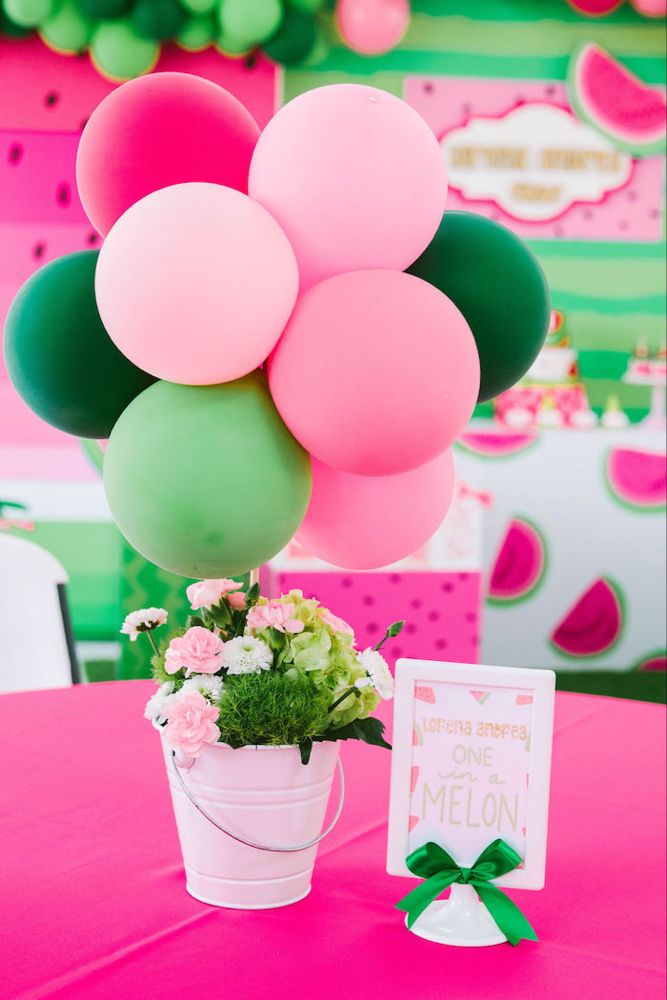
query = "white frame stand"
(407, 883, 507, 947)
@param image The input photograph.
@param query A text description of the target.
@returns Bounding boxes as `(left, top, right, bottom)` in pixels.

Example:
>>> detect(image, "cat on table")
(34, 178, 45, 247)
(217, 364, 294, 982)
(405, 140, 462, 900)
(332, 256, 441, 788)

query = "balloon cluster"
(0, 0, 418, 80)
(0, 0, 328, 79)
(4, 74, 549, 576)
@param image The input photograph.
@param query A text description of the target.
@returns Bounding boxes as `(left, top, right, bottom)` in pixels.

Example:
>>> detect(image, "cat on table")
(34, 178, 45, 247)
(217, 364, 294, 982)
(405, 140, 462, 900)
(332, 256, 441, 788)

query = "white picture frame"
(387, 659, 555, 890)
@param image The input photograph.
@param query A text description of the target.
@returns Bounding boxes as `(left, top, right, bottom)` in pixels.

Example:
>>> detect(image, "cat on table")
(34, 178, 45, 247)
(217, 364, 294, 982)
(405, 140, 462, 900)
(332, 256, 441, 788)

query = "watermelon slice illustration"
(457, 431, 536, 460)
(634, 651, 666, 672)
(569, 43, 667, 157)
(605, 448, 666, 512)
(550, 577, 624, 659)
(415, 686, 435, 703)
(488, 517, 546, 605)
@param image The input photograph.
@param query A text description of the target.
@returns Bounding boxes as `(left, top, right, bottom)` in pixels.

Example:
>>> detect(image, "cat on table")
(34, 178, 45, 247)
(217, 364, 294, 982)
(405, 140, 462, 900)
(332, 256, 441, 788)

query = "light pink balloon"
(95, 183, 298, 386)
(296, 451, 456, 570)
(268, 270, 480, 476)
(249, 84, 447, 291)
(631, 0, 666, 14)
(77, 73, 260, 238)
(336, 0, 410, 55)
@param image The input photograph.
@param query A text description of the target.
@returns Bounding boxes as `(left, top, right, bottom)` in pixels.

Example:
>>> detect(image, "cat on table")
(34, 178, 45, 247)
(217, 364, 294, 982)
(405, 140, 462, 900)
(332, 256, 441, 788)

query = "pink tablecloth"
(1, 682, 665, 1000)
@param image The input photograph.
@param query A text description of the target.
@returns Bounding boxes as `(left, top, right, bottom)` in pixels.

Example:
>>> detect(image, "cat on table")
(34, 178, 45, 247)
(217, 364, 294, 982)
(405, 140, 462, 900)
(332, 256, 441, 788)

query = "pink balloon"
(95, 183, 298, 385)
(296, 451, 456, 570)
(268, 270, 480, 476)
(77, 73, 259, 237)
(249, 84, 447, 291)
(336, 0, 410, 55)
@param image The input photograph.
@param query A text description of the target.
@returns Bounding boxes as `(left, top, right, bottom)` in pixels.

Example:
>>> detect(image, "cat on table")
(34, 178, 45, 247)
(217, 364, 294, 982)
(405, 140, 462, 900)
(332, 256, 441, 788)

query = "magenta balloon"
(249, 84, 447, 291)
(296, 451, 456, 570)
(336, 0, 410, 55)
(268, 270, 480, 476)
(95, 183, 298, 385)
(77, 73, 260, 237)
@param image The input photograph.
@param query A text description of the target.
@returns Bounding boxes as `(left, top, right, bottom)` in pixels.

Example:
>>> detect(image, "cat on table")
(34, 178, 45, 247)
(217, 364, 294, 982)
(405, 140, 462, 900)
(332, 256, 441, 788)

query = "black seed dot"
(8, 144, 23, 165)
(45, 91, 59, 108)
(244, 54, 257, 70)
(87, 232, 99, 245)
(545, 85, 556, 97)
(56, 183, 71, 207)
(428, 610, 439, 623)
(33, 242, 46, 259)
(362, 595, 374, 607)
(422, 81, 434, 94)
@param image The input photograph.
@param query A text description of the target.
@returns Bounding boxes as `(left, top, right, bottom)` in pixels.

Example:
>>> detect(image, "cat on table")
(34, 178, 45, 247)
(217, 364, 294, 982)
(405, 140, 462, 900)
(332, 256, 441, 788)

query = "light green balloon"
(40, 1, 91, 53)
(180, 0, 216, 12)
(103, 373, 312, 579)
(90, 20, 159, 81)
(176, 13, 214, 50)
(214, 30, 250, 56)
(219, 0, 283, 46)
(3, 0, 54, 27)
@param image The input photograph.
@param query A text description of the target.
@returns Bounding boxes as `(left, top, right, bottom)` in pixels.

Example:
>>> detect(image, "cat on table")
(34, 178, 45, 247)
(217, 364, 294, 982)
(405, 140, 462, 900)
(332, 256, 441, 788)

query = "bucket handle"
(170, 750, 345, 854)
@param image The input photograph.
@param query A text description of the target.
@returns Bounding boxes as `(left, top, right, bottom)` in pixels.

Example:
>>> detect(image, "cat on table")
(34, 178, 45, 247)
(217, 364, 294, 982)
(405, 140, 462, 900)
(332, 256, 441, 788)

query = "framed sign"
(387, 660, 555, 891)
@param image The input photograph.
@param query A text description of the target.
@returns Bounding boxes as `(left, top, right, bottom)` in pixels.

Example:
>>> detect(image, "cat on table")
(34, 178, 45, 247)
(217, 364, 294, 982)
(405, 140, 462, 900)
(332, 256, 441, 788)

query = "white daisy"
(121, 607, 168, 642)
(222, 636, 273, 675)
(143, 681, 177, 722)
(355, 648, 394, 700)
(181, 674, 224, 699)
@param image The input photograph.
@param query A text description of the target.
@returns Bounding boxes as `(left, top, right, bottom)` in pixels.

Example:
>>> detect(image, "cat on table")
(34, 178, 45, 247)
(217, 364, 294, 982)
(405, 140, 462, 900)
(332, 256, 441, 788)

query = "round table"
(1, 682, 665, 999)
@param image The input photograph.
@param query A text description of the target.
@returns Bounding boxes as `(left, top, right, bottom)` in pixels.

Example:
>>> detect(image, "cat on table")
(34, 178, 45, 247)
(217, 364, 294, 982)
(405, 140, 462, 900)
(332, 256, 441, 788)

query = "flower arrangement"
(128, 579, 404, 764)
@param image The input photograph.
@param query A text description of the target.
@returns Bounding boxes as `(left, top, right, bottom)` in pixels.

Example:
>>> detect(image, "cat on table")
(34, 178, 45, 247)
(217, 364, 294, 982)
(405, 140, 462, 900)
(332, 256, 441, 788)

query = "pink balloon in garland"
(335, 0, 410, 55)
(296, 451, 456, 570)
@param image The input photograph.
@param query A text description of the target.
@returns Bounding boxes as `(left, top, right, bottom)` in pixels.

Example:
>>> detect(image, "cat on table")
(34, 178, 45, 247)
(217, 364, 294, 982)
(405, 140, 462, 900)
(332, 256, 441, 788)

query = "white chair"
(0, 534, 80, 693)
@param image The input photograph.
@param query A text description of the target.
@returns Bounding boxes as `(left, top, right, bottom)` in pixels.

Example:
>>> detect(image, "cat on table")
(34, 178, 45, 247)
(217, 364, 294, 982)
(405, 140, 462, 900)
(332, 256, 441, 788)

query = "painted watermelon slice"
(634, 651, 666, 671)
(550, 577, 624, 658)
(605, 447, 666, 512)
(569, 43, 667, 157)
(567, 0, 622, 14)
(488, 517, 546, 605)
(457, 431, 536, 460)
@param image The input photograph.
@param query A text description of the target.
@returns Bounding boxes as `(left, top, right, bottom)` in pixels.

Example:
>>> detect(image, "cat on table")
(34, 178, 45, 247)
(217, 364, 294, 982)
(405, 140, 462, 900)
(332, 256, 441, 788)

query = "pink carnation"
(246, 601, 305, 634)
(186, 579, 243, 610)
(164, 626, 224, 676)
(163, 691, 220, 757)
(320, 608, 355, 638)
(227, 591, 246, 611)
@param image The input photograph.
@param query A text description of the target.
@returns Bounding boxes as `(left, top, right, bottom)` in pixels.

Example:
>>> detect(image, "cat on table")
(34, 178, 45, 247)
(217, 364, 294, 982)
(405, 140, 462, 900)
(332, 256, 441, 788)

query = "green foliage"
(316, 716, 391, 750)
(216, 671, 332, 750)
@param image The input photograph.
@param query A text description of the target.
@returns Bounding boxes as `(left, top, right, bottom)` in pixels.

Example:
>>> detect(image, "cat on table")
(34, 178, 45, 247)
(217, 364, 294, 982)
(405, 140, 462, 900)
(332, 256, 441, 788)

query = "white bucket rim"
(152, 719, 336, 755)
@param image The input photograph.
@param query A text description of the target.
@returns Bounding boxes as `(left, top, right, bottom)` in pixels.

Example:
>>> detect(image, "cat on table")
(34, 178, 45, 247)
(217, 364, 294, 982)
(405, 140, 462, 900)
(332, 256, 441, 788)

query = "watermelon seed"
(33, 243, 45, 259)
(8, 144, 23, 165)
(44, 91, 59, 108)
(56, 183, 71, 207)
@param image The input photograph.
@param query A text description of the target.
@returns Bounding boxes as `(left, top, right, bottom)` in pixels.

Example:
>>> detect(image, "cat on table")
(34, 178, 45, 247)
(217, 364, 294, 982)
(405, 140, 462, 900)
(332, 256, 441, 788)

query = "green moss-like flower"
(216, 670, 331, 749)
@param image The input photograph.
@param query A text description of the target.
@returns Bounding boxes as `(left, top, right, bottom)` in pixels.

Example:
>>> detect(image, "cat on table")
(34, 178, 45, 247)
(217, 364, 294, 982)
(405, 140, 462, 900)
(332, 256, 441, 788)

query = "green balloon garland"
(0, 0, 329, 76)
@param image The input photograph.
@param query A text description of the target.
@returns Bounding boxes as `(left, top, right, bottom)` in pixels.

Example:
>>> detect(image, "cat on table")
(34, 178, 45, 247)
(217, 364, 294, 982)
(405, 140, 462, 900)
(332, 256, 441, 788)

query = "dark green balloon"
(4, 251, 156, 438)
(103, 373, 312, 579)
(263, 7, 316, 65)
(407, 212, 551, 403)
(76, 0, 132, 17)
(131, 0, 186, 40)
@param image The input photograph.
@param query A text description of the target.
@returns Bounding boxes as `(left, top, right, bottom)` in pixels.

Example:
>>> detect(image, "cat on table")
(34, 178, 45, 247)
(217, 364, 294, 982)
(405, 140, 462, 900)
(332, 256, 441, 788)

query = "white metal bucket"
(161, 737, 341, 909)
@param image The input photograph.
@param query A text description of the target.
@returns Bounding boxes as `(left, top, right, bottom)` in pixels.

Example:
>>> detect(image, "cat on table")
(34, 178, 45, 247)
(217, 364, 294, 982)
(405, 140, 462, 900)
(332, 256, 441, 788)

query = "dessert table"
(1, 681, 665, 1000)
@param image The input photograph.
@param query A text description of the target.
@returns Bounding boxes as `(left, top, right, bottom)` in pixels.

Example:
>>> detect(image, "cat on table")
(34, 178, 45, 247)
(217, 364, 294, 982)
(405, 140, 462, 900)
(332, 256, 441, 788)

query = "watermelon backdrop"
(0, 0, 665, 701)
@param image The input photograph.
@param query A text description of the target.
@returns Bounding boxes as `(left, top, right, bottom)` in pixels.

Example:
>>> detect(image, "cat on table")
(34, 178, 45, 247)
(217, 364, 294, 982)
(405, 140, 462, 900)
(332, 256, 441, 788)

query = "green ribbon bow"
(396, 839, 538, 946)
